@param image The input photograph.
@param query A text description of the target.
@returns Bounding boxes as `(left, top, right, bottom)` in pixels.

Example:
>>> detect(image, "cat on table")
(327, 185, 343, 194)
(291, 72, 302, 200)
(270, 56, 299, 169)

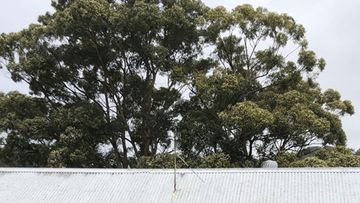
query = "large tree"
(176, 5, 354, 164)
(0, 0, 208, 167)
(0, 1, 354, 167)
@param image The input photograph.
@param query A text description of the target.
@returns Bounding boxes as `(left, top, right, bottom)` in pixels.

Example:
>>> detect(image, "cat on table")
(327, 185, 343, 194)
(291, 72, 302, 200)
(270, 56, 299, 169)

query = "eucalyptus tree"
(0, 1, 354, 167)
(0, 0, 208, 167)
(177, 5, 354, 163)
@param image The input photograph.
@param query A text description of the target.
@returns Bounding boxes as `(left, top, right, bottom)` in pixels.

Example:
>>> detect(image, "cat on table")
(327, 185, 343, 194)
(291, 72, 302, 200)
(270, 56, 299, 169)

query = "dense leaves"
(0, 0, 354, 167)
(177, 4, 354, 164)
(0, 92, 107, 167)
(276, 147, 360, 167)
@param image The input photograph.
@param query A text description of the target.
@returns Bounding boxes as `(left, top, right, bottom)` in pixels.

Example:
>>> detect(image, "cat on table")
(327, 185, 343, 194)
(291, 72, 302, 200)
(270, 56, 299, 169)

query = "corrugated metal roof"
(1, 167, 360, 203)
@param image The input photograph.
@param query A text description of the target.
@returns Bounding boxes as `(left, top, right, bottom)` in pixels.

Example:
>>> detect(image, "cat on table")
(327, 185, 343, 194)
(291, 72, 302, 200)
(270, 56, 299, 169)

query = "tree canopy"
(0, 0, 354, 168)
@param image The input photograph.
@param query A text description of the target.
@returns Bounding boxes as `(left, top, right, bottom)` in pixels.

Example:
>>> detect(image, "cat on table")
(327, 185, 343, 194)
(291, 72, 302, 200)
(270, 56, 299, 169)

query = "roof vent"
(261, 160, 278, 168)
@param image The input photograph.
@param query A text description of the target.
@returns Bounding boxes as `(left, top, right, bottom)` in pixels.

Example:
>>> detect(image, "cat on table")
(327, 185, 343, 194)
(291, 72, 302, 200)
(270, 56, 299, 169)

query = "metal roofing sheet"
(1, 168, 360, 203)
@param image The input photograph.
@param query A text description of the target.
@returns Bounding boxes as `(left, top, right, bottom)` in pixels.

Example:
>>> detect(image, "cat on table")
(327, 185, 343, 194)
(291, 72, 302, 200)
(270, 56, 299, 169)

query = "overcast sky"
(1, 0, 359, 149)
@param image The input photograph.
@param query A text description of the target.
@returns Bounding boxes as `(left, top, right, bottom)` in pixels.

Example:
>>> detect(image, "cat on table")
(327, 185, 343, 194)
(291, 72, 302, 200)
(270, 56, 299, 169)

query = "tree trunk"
(121, 132, 129, 168)
(140, 70, 156, 156)
(240, 139, 248, 160)
(110, 138, 123, 167)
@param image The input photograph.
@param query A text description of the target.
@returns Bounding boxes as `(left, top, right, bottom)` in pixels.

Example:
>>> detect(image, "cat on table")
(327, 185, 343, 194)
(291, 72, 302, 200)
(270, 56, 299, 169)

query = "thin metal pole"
(173, 133, 177, 193)
(172, 133, 177, 203)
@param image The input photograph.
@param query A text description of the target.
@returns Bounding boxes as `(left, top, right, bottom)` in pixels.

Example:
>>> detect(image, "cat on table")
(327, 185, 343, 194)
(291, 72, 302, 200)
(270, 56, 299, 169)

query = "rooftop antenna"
(172, 133, 205, 203)
(172, 132, 177, 202)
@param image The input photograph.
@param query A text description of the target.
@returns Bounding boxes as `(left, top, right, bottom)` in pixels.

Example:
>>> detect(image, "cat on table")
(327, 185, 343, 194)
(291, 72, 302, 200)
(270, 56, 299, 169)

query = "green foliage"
(290, 157, 329, 168)
(242, 160, 257, 168)
(284, 146, 360, 168)
(0, 0, 354, 168)
(136, 153, 231, 168)
(136, 153, 184, 168)
(177, 3, 353, 163)
(275, 152, 298, 167)
(0, 92, 51, 167)
(199, 153, 231, 168)
(314, 147, 360, 167)
(219, 101, 274, 136)
(0, 0, 208, 167)
(0, 91, 107, 167)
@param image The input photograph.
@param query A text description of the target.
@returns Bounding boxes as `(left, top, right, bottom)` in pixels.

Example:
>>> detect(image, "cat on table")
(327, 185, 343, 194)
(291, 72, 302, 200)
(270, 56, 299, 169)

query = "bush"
(289, 157, 328, 167)
(199, 153, 231, 168)
(275, 152, 298, 167)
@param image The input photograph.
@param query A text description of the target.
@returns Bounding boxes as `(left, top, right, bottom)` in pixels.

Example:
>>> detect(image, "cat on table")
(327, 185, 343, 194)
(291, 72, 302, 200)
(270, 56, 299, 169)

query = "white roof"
(1, 167, 360, 203)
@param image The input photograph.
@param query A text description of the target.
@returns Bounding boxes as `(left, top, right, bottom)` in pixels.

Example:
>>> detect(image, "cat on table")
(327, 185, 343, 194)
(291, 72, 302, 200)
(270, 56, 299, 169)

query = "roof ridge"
(2, 167, 360, 175)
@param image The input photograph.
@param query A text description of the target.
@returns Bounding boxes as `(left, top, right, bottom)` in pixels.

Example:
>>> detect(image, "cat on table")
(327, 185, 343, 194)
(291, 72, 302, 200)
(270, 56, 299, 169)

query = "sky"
(0, 0, 359, 149)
